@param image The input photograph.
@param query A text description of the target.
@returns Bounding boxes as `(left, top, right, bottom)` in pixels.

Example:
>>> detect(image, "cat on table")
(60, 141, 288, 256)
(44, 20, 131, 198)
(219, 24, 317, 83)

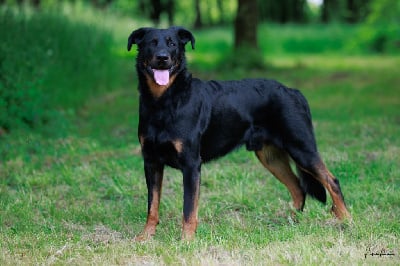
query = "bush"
(353, 0, 400, 53)
(0, 6, 115, 132)
(0, 9, 46, 130)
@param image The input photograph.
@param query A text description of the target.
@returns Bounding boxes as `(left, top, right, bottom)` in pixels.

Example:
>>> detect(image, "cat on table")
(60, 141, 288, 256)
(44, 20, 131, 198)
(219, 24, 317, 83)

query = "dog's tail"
(297, 166, 326, 204)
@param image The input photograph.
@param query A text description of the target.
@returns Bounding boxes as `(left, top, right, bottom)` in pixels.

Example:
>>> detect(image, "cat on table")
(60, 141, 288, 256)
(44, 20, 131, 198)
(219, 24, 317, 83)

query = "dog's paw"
(134, 231, 154, 242)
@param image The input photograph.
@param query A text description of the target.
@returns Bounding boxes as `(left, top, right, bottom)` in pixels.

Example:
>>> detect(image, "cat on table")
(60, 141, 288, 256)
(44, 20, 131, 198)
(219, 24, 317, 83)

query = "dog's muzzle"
(149, 52, 174, 86)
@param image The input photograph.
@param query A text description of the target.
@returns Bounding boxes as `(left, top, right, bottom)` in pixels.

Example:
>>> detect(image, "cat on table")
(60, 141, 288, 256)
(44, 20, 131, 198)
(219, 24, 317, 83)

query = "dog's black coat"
(128, 27, 349, 239)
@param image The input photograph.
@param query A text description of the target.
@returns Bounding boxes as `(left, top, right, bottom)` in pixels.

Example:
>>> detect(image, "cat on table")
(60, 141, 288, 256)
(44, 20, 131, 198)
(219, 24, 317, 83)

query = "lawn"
(1, 13, 399, 265)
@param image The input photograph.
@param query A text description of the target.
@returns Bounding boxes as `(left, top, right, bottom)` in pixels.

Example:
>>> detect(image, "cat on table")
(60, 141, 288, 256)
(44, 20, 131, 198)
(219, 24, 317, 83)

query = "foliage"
(320, 0, 371, 23)
(190, 24, 366, 74)
(258, 0, 309, 23)
(0, 5, 116, 132)
(0, 9, 47, 131)
(355, 0, 400, 53)
(260, 24, 355, 54)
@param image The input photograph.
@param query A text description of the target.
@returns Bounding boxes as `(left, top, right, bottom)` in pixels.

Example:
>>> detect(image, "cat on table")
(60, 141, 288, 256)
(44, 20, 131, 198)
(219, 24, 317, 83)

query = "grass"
(1, 6, 400, 265)
(0, 5, 119, 133)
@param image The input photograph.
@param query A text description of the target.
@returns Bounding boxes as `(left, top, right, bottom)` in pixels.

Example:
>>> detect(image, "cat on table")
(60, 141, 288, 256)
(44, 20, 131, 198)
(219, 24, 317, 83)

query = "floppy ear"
(175, 27, 195, 50)
(127, 28, 150, 51)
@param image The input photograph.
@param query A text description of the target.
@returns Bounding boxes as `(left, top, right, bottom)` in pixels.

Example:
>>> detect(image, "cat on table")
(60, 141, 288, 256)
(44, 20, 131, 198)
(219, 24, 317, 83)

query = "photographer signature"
(364, 246, 396, 259)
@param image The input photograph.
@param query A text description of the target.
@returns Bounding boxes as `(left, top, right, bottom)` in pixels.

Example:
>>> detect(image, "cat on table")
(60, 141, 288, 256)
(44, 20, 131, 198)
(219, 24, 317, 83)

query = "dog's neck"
(144, 73, 178, 99)
(138, 68, 191, 101)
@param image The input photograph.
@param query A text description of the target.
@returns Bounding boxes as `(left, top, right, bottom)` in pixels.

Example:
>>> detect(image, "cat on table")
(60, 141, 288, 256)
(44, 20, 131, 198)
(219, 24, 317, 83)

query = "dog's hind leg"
(287, 144, 351, 220)
(299, 159, 351, 220)
(255, 145, 305, 211)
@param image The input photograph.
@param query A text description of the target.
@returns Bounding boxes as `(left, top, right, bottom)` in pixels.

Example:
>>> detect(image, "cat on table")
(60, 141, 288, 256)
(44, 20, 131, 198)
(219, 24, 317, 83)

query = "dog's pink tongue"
(153, 69, 169, 85)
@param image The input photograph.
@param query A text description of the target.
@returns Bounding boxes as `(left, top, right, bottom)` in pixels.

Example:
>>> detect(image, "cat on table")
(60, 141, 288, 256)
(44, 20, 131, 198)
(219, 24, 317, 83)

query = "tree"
(138, 0, 175, 26)
(321, 0, 371, 23)
(232, 0, 264, 68)
(217, 0, 224, 24)
(293, 0, 307, 22)
(258, 0, 308, 23)
(5, 0, 41, 8)
(234, 0, 258, 50)
(91, 0, 113, 9)
(193, 0, 202, 29)
(150, 0, 162, 25)
(344, 0, 371, 23)
(361, 0, 400, 52)
(321, 0, 341, 23)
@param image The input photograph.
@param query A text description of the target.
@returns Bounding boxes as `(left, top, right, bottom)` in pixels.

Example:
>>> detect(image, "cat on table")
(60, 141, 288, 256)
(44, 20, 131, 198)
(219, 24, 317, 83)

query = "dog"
(127, 26, 351, 241)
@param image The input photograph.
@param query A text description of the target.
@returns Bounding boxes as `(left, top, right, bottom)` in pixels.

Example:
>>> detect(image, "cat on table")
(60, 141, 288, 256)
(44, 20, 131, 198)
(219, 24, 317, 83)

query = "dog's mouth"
(148, 63, 178, 86)
(152, 68, 170, 86)
(145, 58, 179, 86)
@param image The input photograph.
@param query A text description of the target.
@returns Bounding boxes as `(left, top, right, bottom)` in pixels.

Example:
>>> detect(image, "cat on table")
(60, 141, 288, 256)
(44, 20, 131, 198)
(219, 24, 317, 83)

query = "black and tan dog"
(127, 26, 351, 241)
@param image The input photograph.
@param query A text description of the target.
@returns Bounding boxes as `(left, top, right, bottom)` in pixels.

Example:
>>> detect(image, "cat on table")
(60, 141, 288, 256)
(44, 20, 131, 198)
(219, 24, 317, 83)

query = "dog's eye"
(167, 40, 176, 47)
(151, 39, 158, 46)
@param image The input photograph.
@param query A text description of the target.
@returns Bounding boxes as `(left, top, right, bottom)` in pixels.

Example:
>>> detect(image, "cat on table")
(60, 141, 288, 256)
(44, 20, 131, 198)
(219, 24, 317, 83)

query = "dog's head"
(127, 27, 195, 87)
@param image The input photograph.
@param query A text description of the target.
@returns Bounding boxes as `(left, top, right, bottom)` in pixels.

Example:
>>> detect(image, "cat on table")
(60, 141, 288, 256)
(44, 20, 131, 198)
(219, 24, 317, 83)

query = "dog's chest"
(139, 110, 190, 167)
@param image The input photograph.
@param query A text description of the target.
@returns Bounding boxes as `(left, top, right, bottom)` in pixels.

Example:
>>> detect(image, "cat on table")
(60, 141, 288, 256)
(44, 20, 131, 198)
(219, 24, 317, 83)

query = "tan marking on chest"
(139, 135, 145, 148)
(172, 139, 183, 153)
(145, 73, 177, 98)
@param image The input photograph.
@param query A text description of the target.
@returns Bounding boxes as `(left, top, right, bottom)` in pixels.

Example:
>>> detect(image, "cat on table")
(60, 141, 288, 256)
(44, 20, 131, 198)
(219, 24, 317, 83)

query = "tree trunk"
(193, 0, 203, 29)
(293, 0, 307, 23)
(234, 0, 258, 50)
(217, 0, 224, 24)
(31, 0, 40, 8)
(321, 0, 340, 23)
(150, 0, 162, 25)
(165, 0, 174, 26)
(345, 0, 358, 23)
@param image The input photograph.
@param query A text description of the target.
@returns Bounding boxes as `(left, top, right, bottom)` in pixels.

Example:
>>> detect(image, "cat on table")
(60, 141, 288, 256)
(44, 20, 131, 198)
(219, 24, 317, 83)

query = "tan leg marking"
(182, 209, 198, 241)
(313, 161, 351, 220)
(182, 177, 200, 241)
(135, 181, 163, 241)
(256, 145, 305, 211)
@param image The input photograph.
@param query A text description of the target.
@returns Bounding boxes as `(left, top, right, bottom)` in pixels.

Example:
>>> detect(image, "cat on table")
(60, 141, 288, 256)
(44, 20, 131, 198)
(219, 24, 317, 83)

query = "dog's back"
(194, 78, 312, 160)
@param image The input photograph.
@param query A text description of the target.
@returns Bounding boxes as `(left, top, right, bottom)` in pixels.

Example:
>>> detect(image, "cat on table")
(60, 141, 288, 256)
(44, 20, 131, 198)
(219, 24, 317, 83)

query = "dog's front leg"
(182, 162, 201, 241)
(135, 162, 164, 241)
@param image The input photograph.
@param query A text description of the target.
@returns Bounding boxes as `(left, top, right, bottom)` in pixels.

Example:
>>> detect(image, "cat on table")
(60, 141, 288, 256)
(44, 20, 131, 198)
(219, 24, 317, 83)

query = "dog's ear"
(127, 28, 150, 51)
(175, 27, 195, 50)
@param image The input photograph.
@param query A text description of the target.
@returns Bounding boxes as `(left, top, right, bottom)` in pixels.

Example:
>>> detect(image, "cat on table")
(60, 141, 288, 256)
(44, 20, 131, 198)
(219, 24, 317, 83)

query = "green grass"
(1, 7, 400, 265)
(0, 5, 120, 135)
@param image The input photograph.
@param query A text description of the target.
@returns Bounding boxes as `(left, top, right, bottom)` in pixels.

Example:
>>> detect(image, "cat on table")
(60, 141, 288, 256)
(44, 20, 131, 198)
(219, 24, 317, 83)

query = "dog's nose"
(156, 53, 170, 62)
